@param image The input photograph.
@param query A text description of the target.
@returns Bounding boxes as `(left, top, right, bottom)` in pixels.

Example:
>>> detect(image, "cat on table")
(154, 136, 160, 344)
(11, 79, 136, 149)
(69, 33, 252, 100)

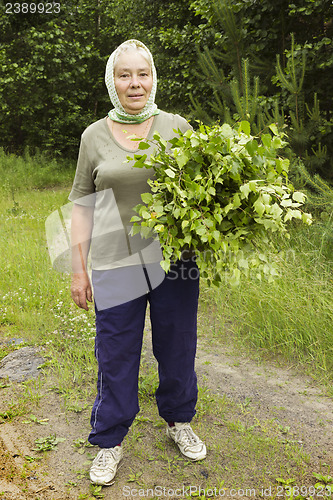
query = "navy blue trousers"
(88, 260, 199, 448)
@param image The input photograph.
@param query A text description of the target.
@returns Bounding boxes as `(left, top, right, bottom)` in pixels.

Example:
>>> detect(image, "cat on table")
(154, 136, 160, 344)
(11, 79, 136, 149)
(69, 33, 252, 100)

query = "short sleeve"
(174, 114, 192, 134)
(68, 137, 95, 204)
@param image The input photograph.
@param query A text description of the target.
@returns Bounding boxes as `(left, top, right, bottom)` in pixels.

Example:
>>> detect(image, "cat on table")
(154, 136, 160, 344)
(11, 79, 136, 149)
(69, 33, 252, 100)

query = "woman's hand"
(71, 272, 93, 311)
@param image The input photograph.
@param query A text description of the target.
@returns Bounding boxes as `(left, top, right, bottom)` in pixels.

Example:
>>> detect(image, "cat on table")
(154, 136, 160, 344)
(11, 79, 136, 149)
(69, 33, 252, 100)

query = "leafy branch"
(128, 121, 312, 286)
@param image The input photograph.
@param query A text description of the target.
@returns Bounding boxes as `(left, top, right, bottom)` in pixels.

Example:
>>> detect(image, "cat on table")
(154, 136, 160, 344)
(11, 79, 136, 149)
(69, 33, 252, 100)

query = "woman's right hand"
(71, 272, 93, 311)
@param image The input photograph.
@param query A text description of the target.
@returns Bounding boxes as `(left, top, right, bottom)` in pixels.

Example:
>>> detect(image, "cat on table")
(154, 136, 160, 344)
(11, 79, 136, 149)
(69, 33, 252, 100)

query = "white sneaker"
(89, 446, 123, 485)
(166, 422, 206, 461)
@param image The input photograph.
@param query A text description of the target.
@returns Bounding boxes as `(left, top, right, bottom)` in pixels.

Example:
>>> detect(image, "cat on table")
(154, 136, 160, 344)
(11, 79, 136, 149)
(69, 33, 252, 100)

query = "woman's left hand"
(71, 271, 93, 310)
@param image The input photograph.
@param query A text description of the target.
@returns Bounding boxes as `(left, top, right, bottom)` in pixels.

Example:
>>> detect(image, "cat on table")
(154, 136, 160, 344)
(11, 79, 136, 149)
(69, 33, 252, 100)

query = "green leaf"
(270, 203, 283, 219)
(165, 168, 176, 178)
(240, 121, 251, 136)
(240, 183, 251, 199)
(292, 191, 306, 203)
(141, 210, 150, 219)
(280, 198, 293, 207)
(245, 139, 258, 156)
(269, 123, 279, 135)
(261, 134, 272, 148)
(253, 199, 265, 217)
(175, 151, 189, 168)
(138, 141, 150, 150)
(141, 192, 153, 204)
(160, 260, 170, 273)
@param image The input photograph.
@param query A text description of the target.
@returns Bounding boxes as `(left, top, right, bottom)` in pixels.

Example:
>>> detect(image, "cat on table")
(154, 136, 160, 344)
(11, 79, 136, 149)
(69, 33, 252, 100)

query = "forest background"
(0, 0, 332, 187)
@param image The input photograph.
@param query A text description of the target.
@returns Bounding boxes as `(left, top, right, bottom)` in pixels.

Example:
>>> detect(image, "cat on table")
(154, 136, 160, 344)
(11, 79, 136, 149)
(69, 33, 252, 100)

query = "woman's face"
(114, 50, 153, 115)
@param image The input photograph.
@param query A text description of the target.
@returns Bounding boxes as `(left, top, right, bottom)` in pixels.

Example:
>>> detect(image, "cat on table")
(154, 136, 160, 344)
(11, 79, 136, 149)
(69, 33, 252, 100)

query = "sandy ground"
(0, 327, 332, 500)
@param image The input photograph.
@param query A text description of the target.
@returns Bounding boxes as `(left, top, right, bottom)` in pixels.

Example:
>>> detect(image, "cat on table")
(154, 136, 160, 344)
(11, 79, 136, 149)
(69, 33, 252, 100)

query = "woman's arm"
(70, 203, 94, 310)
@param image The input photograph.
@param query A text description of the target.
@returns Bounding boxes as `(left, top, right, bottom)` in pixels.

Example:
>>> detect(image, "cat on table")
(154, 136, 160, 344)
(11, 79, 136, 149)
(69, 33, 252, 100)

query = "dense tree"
(0, 0, 332, 173)
(0, 0, 210, 157)
(0, 2, 107, 156)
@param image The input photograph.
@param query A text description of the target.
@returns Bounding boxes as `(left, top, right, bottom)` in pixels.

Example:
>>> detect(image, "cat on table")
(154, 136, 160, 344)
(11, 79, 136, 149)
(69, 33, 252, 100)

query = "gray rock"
(0, 347, 45, 382)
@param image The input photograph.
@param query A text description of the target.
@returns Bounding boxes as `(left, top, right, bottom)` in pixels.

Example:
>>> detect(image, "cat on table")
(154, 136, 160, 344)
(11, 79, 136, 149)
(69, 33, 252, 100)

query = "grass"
(198, 222, 333, 389)
(0, 152, 332, 497)
(0, 147, 75, 191)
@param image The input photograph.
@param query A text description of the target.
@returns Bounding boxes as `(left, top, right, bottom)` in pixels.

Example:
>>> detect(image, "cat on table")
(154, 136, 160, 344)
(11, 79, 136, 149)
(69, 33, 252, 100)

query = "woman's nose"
(130, 75, 140, 87)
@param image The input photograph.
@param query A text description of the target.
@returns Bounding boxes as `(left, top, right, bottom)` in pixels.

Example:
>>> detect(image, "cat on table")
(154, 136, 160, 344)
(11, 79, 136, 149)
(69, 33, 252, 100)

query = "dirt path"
(195, 339, 333, 462)
(0, 326, 332, 500)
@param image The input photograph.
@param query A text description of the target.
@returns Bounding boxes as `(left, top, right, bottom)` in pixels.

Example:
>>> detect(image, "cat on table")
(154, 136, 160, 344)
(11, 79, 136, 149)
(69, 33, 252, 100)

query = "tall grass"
(0, 147, 75, 192)
(205, 222, 333, 385)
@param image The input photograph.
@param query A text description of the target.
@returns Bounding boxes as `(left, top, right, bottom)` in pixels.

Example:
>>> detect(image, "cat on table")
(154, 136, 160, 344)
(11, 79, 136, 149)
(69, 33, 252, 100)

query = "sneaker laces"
(92, 448, 119, 470)
(175, 424, 200, 447)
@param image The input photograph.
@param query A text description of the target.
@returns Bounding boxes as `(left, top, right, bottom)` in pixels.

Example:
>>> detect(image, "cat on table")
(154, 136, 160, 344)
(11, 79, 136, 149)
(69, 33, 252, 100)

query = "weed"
(276, 477, 296, 486)
(138, 360, 159, 399)
(0, 409, 18, 422)
(313, 472, 333, 484)
(0, 346, 11, 362)
(65, 480, 78, 487)
(33, 435, 66, 452)
(90, 484, 105, 498)
(127, 469, 143, 482)
(24, 455, 42, 462)
(22, 414, 49, 425)
(73, 438, 94, 455)
(6, 191, 26, 216)
(75, 468, 89, 480)
(313, 472, 333, 494)
(196, 384, 217, 417)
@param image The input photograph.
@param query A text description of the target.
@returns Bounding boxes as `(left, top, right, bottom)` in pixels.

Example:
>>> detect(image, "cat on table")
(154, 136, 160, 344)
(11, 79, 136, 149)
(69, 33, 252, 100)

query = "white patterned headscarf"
(105, 39, 160, 124)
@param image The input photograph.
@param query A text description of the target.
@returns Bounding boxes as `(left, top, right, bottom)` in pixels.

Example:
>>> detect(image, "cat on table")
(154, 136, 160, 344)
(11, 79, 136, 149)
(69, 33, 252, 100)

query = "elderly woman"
(69, 39, 206, 486)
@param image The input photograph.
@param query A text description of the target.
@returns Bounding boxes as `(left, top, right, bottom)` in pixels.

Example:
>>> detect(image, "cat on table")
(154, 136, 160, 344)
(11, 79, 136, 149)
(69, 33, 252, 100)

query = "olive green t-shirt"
(69, 111, 191, 270)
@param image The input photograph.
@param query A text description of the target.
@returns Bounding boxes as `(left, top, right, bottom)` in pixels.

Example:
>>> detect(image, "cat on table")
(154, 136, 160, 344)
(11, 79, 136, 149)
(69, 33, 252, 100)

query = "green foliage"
(33, 434, 66, 452)
(191, 0, 333, 183)
(1, 0, 332, 166)
(129, 122, 311, 286)
(0, 0, 213, 157)
(274, 35, 333, 181)
(192, 0, 333, 99)
(192, 57, 285, 136)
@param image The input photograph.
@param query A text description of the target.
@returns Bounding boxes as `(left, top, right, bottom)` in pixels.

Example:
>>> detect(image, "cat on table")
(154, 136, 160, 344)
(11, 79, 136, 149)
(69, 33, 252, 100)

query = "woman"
(69, 39, 206, 486)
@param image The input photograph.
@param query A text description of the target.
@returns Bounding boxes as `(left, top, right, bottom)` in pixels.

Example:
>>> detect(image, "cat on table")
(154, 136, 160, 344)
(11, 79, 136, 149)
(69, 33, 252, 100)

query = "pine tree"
(274, 34, 333, 182)
(191, 55, 284, 136)
(191, 1, 333, 209)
